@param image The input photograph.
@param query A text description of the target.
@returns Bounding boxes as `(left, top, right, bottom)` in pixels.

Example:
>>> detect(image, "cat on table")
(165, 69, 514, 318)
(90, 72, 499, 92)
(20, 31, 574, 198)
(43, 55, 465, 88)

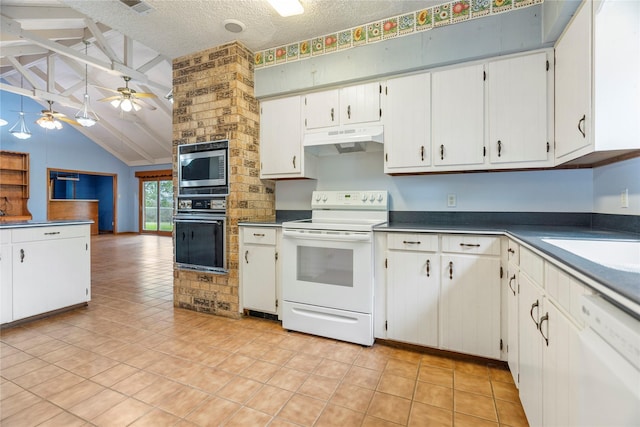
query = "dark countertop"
(377, 222, 640, 317)
(0, 220, 94, 229)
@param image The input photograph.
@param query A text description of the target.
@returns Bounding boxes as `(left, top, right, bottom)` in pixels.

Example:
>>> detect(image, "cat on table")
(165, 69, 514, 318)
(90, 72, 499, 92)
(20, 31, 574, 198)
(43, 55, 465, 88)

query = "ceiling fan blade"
(58, 116, 80, 126)
(98, 95, 122, 102)
(132, 98, 157, 110)
(132, 92, 157, 99)
(51, 112, 68, 118)
(92, 85, 122, 94)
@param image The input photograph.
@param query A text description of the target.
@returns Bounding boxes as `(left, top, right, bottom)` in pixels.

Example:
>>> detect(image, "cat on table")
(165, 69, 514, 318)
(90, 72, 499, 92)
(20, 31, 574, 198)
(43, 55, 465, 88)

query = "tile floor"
(1, 234, 529, 427)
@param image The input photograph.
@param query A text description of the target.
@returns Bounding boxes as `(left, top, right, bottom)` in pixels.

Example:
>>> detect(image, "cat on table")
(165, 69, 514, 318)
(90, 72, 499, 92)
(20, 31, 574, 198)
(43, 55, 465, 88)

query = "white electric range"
(281, 190, 388, 346)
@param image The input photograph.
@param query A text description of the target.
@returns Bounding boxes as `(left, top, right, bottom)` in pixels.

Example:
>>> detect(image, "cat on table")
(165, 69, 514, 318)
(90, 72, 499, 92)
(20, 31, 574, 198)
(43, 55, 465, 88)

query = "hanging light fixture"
(10, 79, 32, 140)
(0, 118, 8, 126)
(36, 115, 63, 130)
(75, 41, 99, 127)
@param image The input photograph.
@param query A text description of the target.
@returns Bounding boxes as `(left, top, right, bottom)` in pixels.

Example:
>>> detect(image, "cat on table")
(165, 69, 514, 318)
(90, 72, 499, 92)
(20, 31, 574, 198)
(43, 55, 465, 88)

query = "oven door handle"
(282, 229, 371, 242)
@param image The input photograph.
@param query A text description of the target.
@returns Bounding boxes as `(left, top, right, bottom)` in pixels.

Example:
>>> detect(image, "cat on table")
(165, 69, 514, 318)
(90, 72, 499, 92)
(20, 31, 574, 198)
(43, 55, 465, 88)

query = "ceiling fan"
(97, 76, 157, 112)
(36, 101, 79, 129)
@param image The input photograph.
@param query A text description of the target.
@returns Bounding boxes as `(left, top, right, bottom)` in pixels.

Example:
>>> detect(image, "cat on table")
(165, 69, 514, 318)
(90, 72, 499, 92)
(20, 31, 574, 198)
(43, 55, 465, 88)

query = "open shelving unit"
(0, 150, 32, 222)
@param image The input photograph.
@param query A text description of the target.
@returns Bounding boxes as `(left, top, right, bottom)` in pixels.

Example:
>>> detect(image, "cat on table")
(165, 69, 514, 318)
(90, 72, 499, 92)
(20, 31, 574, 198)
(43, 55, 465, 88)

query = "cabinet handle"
(330, 107, 334, 122)
(44, 231, 60, 236)
(20, 248, 25, 263)
(508, 248, 515, 254)
(347, 105, 351, 119)
(420, 146, 424, 162)
(440, 144, 444, 160)
(530, 300, 540, 328)
(497, 140, 502, 157)
(402, 240, 421, 245)
(578, 114, 586, 138)
(245, 250, 249, 264)
(448, 261, 453, 280)
(508, 274, 516, 296)
(426, 259, 430, 277)
(253, 233, 265, 237)
(459, 243, 481, 248)
(292, 155, 296, 169)
(539, 313, 549, 346)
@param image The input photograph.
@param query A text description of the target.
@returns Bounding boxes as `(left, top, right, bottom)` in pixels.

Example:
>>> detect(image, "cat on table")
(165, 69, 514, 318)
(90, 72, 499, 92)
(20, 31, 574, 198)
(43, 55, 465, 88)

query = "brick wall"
(172, 42, 275, 319)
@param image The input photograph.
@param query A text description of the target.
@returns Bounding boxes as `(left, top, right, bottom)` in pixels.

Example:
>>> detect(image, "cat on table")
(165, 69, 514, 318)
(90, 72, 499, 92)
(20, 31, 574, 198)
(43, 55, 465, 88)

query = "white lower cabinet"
(506, 263, 519, 385)
(1, 230, 12, 323)
(386, 234, 439, 346)
(239, 226, 279, 316)
(5, 224, 91, 324)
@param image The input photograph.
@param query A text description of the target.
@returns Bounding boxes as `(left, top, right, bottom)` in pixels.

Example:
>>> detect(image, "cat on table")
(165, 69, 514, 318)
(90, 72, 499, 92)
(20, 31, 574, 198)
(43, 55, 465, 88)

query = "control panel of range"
(311, 191, 388, 210)
(178, 198, 226, 212)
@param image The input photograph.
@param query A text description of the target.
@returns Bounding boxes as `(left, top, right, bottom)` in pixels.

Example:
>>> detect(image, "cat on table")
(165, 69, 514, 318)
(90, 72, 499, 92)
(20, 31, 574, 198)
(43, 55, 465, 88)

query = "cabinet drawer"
(12, 225, 89, 243)
(520, 246, 544, 285)
(387, 233, 438, 252)
(545, 262, 592, 327)
(507, 239, 520, 265)
(0, 229, 10, 245)
(441, 235, 500, 256)
(242, 227, 277, 245)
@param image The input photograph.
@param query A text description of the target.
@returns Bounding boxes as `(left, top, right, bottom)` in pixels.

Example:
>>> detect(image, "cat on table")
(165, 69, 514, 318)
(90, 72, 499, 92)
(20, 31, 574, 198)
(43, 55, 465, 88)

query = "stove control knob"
(322, 194, 328, 202)
(361, 193, 368, 202)
(315, 193, 321, 202)
(377, 193, 384, 202)
(369, 194, 375, 202)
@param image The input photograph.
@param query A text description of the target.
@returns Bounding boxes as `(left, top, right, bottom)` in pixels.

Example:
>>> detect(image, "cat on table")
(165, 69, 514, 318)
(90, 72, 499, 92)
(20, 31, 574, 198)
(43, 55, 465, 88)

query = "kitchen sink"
(541, 238, 640, 273)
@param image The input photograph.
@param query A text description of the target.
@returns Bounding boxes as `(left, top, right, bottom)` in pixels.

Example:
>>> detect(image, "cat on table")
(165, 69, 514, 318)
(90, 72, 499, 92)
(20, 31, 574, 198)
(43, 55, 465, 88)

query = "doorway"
(136, 170, 173, 235)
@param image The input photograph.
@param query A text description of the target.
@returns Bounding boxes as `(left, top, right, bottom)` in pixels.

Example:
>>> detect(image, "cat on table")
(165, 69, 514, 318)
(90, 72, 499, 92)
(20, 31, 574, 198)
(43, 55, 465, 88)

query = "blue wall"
(0, 90, 171, 232)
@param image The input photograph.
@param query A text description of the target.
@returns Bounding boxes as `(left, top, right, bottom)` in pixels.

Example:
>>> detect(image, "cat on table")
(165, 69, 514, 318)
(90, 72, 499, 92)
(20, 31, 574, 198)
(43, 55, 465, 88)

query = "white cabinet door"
(242, 244, 277, 314)
(1, 241, 12, 323)
(440, 254, 501, 359)
(383, 73, 431, 173)
(304, 90, 340, 130)
(386, 250, 439, 347)
(518, 273, 543, 427)
(488, 51, 551, 165)
(554, 0, 592, 160)
(432, 63, 485, 169)
(340, 82, 381, 125)
(12, 236, 90, 321)
(260, 96, 305, 178)
(506, 266, 519, 385)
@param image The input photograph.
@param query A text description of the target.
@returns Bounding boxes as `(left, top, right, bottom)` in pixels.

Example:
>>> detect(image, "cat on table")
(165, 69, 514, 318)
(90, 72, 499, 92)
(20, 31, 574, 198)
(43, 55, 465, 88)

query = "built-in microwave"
(178, 140, 228, 197)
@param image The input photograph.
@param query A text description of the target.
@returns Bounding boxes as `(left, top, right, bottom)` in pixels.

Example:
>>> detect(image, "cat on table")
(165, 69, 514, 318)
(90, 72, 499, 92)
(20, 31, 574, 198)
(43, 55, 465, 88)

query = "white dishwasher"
(578, 295, 640, 426)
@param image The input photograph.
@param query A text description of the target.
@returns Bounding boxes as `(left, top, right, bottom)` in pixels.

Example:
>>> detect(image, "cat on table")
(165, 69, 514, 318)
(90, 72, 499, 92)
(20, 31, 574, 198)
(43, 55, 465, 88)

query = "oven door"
(281, 228, 374, 314)
(174, 215, 226, 273)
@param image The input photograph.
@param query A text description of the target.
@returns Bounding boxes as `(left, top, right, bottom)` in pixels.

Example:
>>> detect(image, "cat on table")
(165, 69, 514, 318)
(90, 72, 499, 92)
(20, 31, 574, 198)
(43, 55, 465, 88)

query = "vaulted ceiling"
(0, 0, 441, 165)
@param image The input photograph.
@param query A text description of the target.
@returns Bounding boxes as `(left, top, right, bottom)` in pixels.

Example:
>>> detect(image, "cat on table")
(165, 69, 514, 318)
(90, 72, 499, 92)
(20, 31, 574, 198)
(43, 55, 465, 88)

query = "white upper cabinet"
(260, 95, 317, 179)
(555, 0, 640, 165)
(304, 82, 381, 130)
(383, 72, 431, 173)
(432, 63, 486, 170)
(488, 51, 553, 166)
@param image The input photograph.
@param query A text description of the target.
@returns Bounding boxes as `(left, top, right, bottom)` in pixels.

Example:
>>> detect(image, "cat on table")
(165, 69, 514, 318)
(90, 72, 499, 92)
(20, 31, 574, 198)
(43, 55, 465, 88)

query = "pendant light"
(9, 78, 32, 140)
(75, 41, 99, 127)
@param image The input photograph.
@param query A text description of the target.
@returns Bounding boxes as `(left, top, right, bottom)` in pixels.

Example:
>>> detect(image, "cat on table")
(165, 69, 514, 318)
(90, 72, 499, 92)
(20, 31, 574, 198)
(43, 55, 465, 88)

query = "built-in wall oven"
(174, 198, 226, 273)
(281, 191, 388, 346)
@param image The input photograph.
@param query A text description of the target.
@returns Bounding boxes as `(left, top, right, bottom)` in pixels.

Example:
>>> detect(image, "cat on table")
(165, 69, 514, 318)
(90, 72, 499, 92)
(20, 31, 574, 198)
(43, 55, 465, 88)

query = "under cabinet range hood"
(303, 125, 384, 156)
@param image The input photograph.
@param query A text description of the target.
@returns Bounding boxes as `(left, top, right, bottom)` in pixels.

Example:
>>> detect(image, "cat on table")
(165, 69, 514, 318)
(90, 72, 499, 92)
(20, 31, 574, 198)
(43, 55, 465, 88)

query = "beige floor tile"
(354, 351, 389, 371)
(0, 390, 42, 420)
(278, 393, 326, 426)
(30, 371, 85, 398)
(246, 384, 293, 416)
(68, 388, 127, 420)
(110, 370, 161, 396)
(388, 348, 422, 363)
(343, 365, 382, 390)
(267, 367, 309, 392)
(11, 364, 65, 389)
(414, 381, 453, 410)
(241, 359, 279, 383)
(1, 357, 48, 380)
(454, 371, 493, 396)
(313, 358, 350, 379)
(23, 338, 69, 358)
(92, 397, 153, 427)
(0, 380, 23, 401)
(330, 382, 374, 413)
(269, 418, 303, 427)
(492, 380, 520, 403)
(259, 347, 295, 365)
(489, 364, 515, 384)
(315, 403, 366, 427)
(217, 376, 262, 404)
(420, 353, 455, 370)
(454, 390, 498, 422)
(367, 391, 412, 425)
(0, 400, 63, 426)
(217, 353, 256, 374)
(0, 351, 34, 371)
(361, 415, 404, 426)
(185, 396, 241, 425)
(384, 358, 419, 379)
(495, 398, 529, 427)
(418, 365, 454, 388)
(225, 406, 272, 427)
(408, 401, 452, 427)
(128, 408, 181, 427)
(454, 412, 499, 427)
(325, 342, 362, 364)
(297, 374, 340, 401)
(49, 379, 105, 409)
(285, 353, 322, 373)
(454, 360, 490, 378)
(186, 366, 234, 394)
(133, 376, 182, 405)
(37, 410, 90, 427)
(158, 385, 210, 417)
(377, 373, 416, 399)
(90, 363, 140, 387)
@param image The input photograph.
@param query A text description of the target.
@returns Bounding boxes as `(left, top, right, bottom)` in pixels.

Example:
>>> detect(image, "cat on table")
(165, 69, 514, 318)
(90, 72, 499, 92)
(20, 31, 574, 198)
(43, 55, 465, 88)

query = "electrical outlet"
(447, 194, 457, 208)
(621, 189, 629, 208)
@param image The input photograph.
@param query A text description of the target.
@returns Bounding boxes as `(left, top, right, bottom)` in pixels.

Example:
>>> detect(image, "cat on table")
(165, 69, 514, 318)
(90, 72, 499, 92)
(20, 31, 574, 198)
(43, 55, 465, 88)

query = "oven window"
(297, 246, 353, 287)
